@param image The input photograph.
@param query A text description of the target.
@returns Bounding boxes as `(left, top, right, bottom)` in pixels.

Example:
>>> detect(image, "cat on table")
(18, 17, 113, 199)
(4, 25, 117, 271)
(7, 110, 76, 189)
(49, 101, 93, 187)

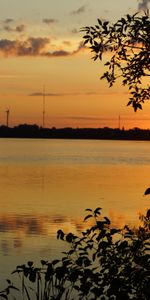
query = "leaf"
(84, 39, 89, 45)
(85, 208, 92, 212)
(104, 217, 111, 225)
(118, 240, 128, 250)
(29, 270, 37, 283)
(83, 35, 90, 39)
(41, 260, 47, 265)
(57, 229, 65, 240)
(51, 259, 59, 265)
(146, 209, 150, 218)
(94, 207, 102, 216)
(144, 187, 150, 196)
(127, 14, 131, 22)
(96, 221, 104, 230)
(127, 100, 132, 106)
(98, 19, 102, 26)
(66, 233, 74, 243)
(74, 285, 80, 291)
(0, 295, 8, 299)
(84, 214, 93, 222)
(27, 261, 33, 267)
(8, 285, 19, 291)
(93, 55, 98, 61)
(110, 228, 120, 235)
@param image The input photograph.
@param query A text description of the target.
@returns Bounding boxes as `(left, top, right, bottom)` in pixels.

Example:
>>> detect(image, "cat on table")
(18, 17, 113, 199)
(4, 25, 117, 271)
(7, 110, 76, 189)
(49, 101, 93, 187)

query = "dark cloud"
(0, 37, 49, 56)
(63, 40, 71, 46)
(39, 41, 85, 58)
(4, 18, 14, 24)
(29, 92, 64, 97)
(66, 116, 118, 121)
(138, 0, 150, 10)
(29, 88, 98, 98)
(0, 37, 85, 57)
(4, 24, 25, 33)
(46, 49, 70, 57)
(71, 5, 86, 15)
(71, 28, 79, 34)
(16, 24, 26, 32)
(3, 25, 13, 32)
(43, 18, 58, 24)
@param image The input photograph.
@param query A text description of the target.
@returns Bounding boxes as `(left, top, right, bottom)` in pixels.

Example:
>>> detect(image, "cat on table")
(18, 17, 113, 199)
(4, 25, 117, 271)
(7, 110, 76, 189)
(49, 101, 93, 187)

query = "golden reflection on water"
(0, 163, 150, 220)
(1, 139, 150, 285)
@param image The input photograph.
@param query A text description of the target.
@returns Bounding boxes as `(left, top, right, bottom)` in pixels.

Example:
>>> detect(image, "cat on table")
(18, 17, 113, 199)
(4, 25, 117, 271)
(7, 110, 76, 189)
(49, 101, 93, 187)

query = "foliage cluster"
(0, 208, 150, 300)
(82, 12, 150, 111)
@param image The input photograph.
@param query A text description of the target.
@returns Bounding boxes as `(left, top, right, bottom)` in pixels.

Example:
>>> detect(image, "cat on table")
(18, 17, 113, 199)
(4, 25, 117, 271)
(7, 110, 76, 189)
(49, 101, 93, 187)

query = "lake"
(0, 138, 150, 287)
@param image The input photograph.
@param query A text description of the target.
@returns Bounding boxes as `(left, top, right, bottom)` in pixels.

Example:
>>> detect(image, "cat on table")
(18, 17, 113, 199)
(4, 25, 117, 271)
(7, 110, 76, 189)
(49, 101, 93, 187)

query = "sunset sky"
(0, 0, 150, 129)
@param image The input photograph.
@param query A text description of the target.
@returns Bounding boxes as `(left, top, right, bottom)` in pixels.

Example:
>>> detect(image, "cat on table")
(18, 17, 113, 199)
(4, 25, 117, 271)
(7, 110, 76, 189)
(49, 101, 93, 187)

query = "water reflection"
(0, 139, 150, 284)
(0, 208, 147, 251)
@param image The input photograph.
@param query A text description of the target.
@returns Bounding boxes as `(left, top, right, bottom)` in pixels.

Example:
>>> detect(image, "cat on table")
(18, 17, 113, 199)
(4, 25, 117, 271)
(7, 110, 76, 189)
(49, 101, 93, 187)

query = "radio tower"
(118, 115, 121, 130)
(6, 109, 10, 127)
(42, 85, 45, 128)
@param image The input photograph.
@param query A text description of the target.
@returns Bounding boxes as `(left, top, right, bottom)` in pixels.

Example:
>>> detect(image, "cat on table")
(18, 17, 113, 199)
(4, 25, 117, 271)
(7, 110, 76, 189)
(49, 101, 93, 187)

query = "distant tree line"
(1, 124, 150, 140)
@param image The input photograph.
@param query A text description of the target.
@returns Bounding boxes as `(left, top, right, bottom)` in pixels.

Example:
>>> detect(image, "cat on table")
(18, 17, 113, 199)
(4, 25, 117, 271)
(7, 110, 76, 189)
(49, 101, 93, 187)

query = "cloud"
(45, 49, 70, 57)
(29, 92, 64, 97)
(4, 18, 14, 24)
(4, 24, 26, 33)
(138, 0, 150, 10)
(29, 88, 119, 98)
(16, 24, 26, 32)
(29, 89, 99, 98)
(0, 37, 86, 57)
(67, 116, 104, 121)
(71, 5, 86, 15)
(71, 28, 79, 34)
(63, 40, 72, 46)
(66, 116, 121, 121)
(43, 18, 58, 24)
(0, 37, 49, 56)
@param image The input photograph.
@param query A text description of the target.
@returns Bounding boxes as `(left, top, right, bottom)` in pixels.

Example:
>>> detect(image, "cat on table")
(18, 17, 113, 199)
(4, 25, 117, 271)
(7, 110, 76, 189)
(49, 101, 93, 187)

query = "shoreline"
(1, 124, 150, 141)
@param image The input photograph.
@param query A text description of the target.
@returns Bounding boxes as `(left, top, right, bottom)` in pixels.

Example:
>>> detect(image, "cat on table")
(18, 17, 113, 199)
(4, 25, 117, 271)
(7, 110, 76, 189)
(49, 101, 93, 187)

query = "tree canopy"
(82, 11, 150, 111)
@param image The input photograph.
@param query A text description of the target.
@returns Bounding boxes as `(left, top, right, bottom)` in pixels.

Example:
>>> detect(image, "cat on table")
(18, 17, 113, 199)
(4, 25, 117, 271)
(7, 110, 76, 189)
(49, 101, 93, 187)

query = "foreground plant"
(1, 207, 150, 300)
(81, 12, 150, 111)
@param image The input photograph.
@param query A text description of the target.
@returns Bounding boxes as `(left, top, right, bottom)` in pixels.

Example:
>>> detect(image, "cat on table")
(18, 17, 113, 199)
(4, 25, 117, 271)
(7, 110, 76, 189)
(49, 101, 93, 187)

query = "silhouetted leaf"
(27, 261, 33, 267)
(66, 233, 74, 243)
(84, 214, 93, 221)
(41, 260, 47, 265)
(110, 228, 120, 235)
(85, 208, 92, 212)
(146, 209, 150, 218)
(8, 286, 19, 291)
(82, 12, 150, 110)
(57, 229, 65, 240)
(104, 216, 111, 224)
(94, 207, 102, 216)
(0, 295, 8, 299)
(52, 260, 60, 265)
(144, 187, 150, 196)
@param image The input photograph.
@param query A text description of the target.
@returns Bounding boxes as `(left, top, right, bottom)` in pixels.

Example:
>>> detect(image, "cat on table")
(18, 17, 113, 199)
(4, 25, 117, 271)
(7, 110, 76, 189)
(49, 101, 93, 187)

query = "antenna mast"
(118, 115, 121, 130)
(42, 85, 45, 128)
(6, 109, 10, 127)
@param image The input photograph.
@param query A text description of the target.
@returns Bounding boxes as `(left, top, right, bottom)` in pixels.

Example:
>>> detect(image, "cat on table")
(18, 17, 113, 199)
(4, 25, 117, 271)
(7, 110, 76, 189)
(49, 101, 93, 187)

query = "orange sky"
(0, 0, 150, 129)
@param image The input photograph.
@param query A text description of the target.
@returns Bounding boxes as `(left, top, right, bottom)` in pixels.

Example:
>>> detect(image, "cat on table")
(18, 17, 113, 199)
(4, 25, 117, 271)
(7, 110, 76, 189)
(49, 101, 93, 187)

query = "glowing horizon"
(0, 0, 150, 130)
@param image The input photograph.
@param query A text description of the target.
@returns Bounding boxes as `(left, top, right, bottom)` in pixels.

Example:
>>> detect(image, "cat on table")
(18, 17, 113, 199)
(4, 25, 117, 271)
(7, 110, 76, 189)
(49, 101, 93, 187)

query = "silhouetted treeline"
(1, 124, 150, 140)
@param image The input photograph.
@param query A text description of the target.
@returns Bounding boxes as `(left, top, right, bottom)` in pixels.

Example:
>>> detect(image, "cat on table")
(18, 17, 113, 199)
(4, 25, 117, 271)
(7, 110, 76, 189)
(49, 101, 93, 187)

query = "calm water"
(0, 138, 150, 287)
